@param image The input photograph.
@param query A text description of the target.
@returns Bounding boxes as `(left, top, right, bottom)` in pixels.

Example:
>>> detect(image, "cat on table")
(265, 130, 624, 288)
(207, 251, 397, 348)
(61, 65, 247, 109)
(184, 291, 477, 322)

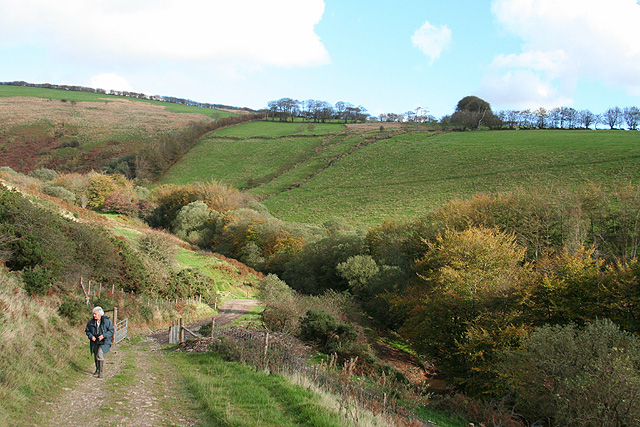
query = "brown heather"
(0, 97, 211, 173)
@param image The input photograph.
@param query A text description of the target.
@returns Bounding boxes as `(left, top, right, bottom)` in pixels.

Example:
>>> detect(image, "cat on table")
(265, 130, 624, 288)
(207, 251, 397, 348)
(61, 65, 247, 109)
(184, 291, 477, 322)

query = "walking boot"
(93, 360, 99, 375)
(97, 360, 104, 378)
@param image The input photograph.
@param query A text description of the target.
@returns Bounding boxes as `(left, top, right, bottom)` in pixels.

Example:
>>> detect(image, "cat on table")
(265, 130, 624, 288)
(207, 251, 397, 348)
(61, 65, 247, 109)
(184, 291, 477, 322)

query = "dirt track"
(35, 299, 259, 427)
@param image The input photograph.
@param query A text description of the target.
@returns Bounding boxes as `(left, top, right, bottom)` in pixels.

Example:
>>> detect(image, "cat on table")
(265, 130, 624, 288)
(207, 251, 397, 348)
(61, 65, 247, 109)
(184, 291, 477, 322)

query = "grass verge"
(170, 352, 349, 427)
(0, 269, 89, 426)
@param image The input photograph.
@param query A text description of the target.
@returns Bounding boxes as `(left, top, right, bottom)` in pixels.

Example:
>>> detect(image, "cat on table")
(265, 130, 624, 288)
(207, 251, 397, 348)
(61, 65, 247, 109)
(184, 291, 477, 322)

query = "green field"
(213, 120, 346, 137)
(162, 122, 640, 227)
(0, 85, 236, 119)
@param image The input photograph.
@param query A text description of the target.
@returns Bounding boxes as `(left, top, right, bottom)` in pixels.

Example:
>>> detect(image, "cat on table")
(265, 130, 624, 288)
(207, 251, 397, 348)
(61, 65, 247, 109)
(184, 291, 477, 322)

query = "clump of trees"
(266, 98, 369, 123)
(378, 106, 437, 124)
(494, 104, 640, 130)
(446, 96, 640, 131)
(450, 96, 500, 129)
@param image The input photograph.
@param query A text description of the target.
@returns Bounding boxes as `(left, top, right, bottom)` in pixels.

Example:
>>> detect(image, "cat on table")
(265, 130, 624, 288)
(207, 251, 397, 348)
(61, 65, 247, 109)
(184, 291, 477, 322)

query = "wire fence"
(197, 327, 434, 427)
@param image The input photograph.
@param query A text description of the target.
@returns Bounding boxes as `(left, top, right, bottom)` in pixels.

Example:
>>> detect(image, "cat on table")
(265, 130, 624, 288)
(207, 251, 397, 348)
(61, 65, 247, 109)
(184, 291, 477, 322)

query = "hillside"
(159, 121, 640, 227)
(3, 86, 640, 426)
(0, 85, 238, 174)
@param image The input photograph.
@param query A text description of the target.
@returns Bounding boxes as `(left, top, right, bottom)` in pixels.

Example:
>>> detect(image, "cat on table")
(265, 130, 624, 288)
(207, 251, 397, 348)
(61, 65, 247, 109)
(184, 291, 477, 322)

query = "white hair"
(92, 306, 104, 316)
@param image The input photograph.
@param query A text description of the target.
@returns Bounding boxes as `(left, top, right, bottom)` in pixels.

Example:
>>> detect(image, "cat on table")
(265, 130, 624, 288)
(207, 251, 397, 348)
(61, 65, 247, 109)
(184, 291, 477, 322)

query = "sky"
(1, 0, 640, 119)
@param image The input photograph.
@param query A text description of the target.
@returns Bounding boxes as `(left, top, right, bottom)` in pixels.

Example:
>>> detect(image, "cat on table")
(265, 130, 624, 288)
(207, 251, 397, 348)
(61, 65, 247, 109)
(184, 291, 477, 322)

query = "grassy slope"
(108, 216, 258, 297)
(0, 85, 237, 119)
(159, 122, 348, 188)
(266, 129, 640, 227)
(161, 121, 640, 228)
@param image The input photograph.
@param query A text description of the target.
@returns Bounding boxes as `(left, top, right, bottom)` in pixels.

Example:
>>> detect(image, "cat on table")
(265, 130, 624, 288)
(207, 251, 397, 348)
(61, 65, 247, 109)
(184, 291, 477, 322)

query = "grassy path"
(37, 329, 206, 426)
(36, 301, 259, 427)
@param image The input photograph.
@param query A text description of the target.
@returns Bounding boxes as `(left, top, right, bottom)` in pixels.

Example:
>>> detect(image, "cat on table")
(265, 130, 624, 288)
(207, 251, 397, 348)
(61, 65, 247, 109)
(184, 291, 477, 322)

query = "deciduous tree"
(603, 106, 623, 129)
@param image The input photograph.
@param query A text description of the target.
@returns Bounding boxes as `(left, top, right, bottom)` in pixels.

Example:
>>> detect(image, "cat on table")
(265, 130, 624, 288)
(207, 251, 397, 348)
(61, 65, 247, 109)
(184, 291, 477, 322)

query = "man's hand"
(91, 336, 96, 341)
(98, 335, 104, 341)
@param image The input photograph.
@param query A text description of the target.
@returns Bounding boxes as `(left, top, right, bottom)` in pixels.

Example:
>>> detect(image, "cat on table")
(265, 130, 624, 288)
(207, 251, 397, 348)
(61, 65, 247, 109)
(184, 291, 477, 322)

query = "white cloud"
(490, 50, 568, 77)
(90, 73, 134, 92)
(0, 0, 329, 69)
(411, 20, 452, 64)
(486, 0, 640, 108)
(479, 69, 573, 110)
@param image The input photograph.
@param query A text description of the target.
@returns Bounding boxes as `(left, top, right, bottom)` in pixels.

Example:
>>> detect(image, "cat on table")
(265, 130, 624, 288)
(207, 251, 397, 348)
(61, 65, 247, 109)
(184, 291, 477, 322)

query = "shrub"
(262, 298, 306, 335)
(103, 192, 138, 216)
(92, 294, 116, 313)
(172, 201, 218, 246)
(60, 139, 80, 148)
(86, 173, 118, 209)
(239, 242, 265, 269)
(257, 274, 293, 302)
(336, 254, 379, 296)
(137, 231, 177, 264)
(137, 199, 157, 222)
(137, 305, 153, 322)
(282, 230, 367, 294)
(30, 168, 59, 181)
(165, 268, 212, 300)
(0, 166, 17, 175)
(42, 185, 76, 204)
(152, 182, 255, 229)
(208, 336, 244, 361)
(299, 309, 358, 354)
(58, 297, 86, 325)
(0, 188, 74, 277)
(52, 173, 90, 204)
(22, 265, 54, 296)
(500, 319, 640, 426)
(198, 321, 214, 337)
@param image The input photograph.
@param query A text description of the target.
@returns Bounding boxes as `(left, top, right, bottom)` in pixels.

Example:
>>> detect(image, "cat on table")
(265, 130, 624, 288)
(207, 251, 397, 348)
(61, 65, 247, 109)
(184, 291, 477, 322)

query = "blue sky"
(1, 0, 640, 118)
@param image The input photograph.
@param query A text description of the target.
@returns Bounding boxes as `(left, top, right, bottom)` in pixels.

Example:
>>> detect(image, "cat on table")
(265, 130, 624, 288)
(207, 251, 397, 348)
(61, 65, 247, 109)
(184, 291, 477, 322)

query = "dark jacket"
(85, 315, 114, 355)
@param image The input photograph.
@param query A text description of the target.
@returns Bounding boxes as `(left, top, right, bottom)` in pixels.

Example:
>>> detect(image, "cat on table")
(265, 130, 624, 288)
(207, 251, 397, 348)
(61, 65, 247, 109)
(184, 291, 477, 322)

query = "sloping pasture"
(263, 129, 640, 227)
(163, 121, 640, 227)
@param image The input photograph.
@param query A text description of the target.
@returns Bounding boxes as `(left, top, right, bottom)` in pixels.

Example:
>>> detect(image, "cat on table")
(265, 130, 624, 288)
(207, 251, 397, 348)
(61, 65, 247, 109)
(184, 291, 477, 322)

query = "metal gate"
(114, 318, 128, 344)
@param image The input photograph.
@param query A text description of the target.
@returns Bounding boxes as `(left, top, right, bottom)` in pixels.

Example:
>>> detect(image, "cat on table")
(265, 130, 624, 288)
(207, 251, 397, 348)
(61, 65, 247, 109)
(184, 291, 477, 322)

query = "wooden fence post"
(80, 277, 90, 307)
(263, 330, 270, 368)
(113, 306, 118, 347)
(211, 318, 216, 338)
(179, 318, 184, 344)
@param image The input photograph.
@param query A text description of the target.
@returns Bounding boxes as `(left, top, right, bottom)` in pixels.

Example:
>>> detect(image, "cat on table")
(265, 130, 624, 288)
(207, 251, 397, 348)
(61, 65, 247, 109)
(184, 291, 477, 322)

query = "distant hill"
(159, 121, 640, 227)
(0, 85, 241, 174)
